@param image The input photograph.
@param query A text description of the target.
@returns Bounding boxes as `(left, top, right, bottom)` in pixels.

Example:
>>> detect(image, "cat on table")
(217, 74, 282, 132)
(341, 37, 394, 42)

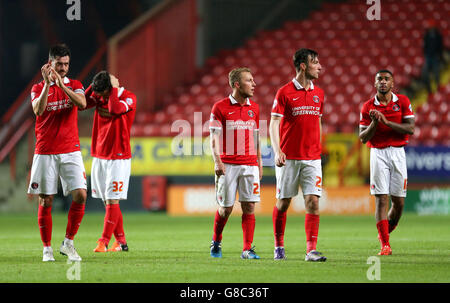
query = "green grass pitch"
(0, 213, 449, 283)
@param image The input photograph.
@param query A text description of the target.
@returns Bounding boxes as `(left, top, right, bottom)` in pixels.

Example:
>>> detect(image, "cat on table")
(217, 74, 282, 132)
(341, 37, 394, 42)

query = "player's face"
(237, 72, 256, 98)
(50, 56, 70, 78)
(375, 73, 394, 94)
(306, 55, 321, 79)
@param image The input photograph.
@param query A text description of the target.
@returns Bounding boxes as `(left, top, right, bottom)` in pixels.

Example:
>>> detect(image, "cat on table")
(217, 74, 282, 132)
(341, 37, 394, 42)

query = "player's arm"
(359, 109, 379, 144)
(377, 111, 415, 135)
(210, 128, 225, 176)
(50, 67, 86, 109)
(32, 64, 52, 116)
(81, 85, 98, 111)
(269, 115, 286, 167)
(107, 88, 136, 115)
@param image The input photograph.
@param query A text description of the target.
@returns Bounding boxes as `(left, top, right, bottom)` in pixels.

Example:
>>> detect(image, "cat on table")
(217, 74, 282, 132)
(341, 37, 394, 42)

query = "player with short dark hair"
(209, 67, 262, 259)
(270, 48, 326, 262)
(29, 43, 87, 262)
(84, 70, 136, 253)
(359, 70, 415, 255)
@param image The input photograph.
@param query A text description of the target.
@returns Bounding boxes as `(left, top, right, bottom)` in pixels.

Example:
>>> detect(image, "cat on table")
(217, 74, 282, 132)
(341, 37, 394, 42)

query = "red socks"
(212, 210, 228, 242)
(377, 220, 390, 246)
(272, 206, 287, 247)
(305, 213, 320, 253)
(114, 208, 126, 244)
(242, 213, 255, 251)
(38, 205, 52, 247)
(100, 204, 121, 245)
(65, 201, 85, 240)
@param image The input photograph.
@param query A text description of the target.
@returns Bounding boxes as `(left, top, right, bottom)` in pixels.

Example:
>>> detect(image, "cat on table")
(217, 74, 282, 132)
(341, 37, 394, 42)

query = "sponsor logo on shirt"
(291, 106, 321, 117)
(225, 120, 256, 130)
(46, 99, 72, 111)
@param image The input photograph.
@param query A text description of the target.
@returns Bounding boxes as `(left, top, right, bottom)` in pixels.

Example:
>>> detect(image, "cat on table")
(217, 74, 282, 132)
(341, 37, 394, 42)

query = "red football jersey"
(360, 93, 414, 148)
(209, 95, 260, 166)
(271, 79, 324, 160)
(84, 86, 136, 160)
(31, 77, 85, 154)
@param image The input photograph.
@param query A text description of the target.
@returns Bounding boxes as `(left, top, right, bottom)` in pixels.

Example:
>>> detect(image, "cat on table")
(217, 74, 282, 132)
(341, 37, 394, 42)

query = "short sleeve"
(71, 80, 85, 95)
(209, 103, 223, 130)
(30, 84, 42, 103)
(359, 103, 371, 127)
(401, 96, 414, 120)
(271, 89, 286, 117)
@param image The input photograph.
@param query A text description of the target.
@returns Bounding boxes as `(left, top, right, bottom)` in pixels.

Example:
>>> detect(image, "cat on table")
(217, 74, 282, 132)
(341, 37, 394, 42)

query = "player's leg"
(109, 207, 128, 252)
(28, 154, 59, 261)
(370, 148, 392, 255)
(387, 147, 408, 234)
(39, 194, 55, 261)
(273, 160, 300, 259)
(388, 196, 404, 233)
(301, 160, 326, 261)
(211, 164, 237, 257)
(95, 199, 120, 252)
(240, 202, 260, 259)
(58, 151, 87, 261)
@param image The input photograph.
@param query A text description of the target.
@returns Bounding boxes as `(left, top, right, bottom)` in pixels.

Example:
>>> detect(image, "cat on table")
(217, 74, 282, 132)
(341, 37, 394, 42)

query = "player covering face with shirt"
(359, 70, 415, 256)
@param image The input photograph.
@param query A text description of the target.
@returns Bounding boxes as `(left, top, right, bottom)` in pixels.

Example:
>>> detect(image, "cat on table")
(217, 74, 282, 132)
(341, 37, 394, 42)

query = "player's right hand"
(41, 64, 52, 84)
(215, 161, 226, 176)
(275, 151, 286, 167)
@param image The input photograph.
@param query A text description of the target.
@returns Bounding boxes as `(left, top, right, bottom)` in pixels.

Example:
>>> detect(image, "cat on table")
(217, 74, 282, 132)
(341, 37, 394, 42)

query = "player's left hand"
(50, 67, 64, 88)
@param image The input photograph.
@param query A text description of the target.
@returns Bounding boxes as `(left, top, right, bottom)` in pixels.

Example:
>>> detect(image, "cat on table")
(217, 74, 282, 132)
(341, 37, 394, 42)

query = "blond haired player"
(209, 67, 262, 259)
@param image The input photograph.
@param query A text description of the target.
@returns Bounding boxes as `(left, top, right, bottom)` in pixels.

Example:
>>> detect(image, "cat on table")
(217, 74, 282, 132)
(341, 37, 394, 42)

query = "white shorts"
(370, 147, 407, 197)
(91, 157, 131, 201)
(28, 151, 87, 196)
(215, 164, 260, 207)
(275, 159, 322, 199)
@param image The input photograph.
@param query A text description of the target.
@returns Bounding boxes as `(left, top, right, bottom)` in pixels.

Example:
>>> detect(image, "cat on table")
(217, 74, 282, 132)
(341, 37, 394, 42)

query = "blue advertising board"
(405, 146, 450, 181)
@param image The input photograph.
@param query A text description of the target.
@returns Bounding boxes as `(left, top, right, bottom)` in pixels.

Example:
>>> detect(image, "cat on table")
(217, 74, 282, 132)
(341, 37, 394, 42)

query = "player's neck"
(232, 91, 247, 105)
(376, 91, 392, 105)
(295, 73, 312, 90)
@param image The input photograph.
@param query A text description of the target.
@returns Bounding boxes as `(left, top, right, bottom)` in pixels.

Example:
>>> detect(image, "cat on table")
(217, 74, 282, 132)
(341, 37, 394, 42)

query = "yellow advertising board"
(167, 185, 375, 215)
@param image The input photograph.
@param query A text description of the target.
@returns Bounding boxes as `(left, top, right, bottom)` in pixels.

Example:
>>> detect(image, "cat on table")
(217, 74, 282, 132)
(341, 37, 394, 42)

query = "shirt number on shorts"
(253, 183, 260, 195)
(315, 176, 322, 188)
(113, 181, 124, 192)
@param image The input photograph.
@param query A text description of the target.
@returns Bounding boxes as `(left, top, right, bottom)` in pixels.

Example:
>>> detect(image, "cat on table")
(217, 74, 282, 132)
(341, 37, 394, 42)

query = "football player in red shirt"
(209, 67, 262, 259)
(359, 70, 415, 256)
(270, 48, 326, 261)
(29, 44, 87, 262)
(84, 71, 136, 253)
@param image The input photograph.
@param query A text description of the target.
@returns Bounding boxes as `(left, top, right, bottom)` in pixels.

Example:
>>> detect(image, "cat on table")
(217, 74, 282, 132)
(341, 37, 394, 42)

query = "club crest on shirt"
(31, 182, 39, 189)
(248, 110, 255, 118)
(313, 96, 320, 103)
(392, 104, 400, 112)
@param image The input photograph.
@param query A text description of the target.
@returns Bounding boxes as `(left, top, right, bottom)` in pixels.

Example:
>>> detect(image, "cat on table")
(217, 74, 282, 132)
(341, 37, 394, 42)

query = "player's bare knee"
(39, 195, 53, 207)
(241, 202, 255, 215)
(304, 195, 320, 213)
(276, 198, 291, 212)
(391, 196, 405, 209)
(72, 189, 87, 204)
(219, 206, 233, 218)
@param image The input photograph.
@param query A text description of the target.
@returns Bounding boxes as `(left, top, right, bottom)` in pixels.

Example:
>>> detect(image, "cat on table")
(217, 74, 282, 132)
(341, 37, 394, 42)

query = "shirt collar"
(292, 78, 314, 91)
(229, 94, 251, 106)
(374, 92, 398, 105)
(49, 76, 70, 86)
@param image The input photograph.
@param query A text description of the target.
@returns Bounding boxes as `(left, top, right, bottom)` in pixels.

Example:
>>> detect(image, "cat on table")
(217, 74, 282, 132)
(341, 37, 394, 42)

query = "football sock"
(212, 210, 228, 242)
(114, 206, 126, 244)
(376, 220, 390, 246)
(242, 213, 255, 251)
(65, 201, 85, 240)
(305, 213, 320, 253)
(100, 204, 120, 246)
(38, 205, 52, 247)
(272, 206, 287, 247)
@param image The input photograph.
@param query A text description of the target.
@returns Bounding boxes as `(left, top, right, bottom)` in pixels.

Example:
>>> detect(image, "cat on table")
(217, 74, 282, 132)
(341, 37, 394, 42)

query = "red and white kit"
(209, 95, 260, 206)
(84, 86, 136, 201)
(28, 77, 87, 196)
(360, 93, 414, 197)
(271, 78, 324, 198)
